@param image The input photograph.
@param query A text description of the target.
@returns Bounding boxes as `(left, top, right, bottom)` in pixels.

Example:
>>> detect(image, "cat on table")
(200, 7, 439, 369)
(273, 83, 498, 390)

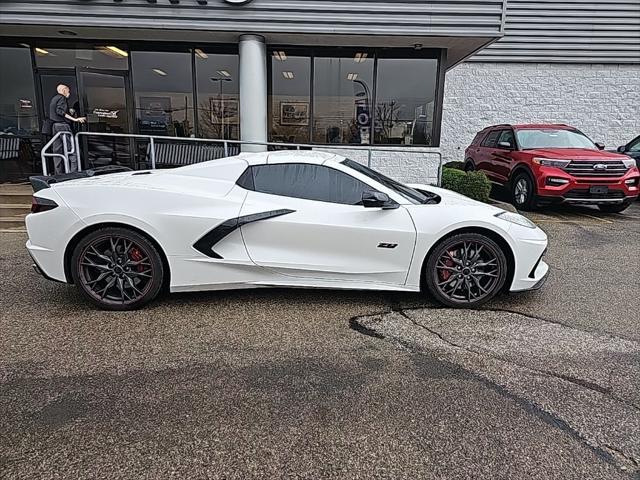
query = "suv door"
(477, 130, 501, 179)
(237, 162, 417, 286)
(492, 129, 517, 183)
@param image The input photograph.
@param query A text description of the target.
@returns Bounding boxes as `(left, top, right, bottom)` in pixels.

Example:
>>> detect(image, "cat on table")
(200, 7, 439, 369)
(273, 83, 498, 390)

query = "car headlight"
(622, 158, 636, 169)
(495, 211, 538, 229)
(532, 157, 570, 168)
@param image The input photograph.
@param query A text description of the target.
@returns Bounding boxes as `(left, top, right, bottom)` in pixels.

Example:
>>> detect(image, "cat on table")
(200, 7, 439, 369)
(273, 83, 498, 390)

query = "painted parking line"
(524, 211, 615, 225)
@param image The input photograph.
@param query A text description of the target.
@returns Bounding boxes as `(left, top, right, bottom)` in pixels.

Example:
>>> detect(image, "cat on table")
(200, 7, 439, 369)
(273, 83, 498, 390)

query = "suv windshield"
(516, 128, 596, 150)
(342, 159, 430, 204)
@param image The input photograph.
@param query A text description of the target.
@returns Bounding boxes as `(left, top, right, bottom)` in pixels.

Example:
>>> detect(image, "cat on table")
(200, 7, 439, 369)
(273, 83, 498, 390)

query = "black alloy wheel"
(425, 233, 508, 308)
(597, 201, 632, 214)
(511, 171, 537, 211)
(71, 227, 164, 310)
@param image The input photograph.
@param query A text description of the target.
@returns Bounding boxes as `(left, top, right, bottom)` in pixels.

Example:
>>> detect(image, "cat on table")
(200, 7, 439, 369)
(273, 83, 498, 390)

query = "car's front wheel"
(511, 171, 537, 211)
(597, 201, 632, 214)
(424, 233, 508, 308)
(70, 227, 164, 310)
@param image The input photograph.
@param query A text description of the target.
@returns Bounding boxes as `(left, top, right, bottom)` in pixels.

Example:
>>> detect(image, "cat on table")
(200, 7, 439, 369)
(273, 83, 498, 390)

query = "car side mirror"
(362, 191, 398, 209)
(617, 145, 626, 153)
(595, 142, 605, 150)
(497, 141, 513, 149)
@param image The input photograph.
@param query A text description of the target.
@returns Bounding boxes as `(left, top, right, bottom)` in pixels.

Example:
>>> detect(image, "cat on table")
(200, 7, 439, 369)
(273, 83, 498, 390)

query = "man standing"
(48, 84, 86, 174)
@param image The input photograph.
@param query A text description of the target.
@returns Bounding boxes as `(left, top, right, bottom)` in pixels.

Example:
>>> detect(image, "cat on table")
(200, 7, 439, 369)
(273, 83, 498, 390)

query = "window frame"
(237, 162, 381, 206)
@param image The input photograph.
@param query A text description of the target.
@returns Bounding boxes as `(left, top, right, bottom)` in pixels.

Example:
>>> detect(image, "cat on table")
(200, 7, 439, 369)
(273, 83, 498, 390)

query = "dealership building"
(0, 0, 639, 183)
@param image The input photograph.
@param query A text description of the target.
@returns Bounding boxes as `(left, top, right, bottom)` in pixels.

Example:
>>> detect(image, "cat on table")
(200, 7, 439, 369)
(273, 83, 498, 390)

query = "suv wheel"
(597, 201, 632, 214)
(511, 172, 537, 211)
(71, 227, 164, 311)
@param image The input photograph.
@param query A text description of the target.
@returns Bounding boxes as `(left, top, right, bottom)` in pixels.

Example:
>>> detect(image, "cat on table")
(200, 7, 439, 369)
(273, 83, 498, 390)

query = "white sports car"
(26, 151, 548, 310)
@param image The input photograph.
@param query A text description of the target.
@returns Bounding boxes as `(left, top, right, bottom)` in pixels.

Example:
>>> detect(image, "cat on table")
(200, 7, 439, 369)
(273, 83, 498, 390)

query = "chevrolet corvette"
(26, 151, 549, 310)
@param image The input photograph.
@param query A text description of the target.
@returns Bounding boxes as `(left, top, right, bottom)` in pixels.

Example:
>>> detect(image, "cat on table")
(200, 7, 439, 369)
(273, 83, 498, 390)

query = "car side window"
(239, 163, 374, 205)
(481, 130, 500, 148)
(497, 130, 516, 149)
(629, 137, 640, 152)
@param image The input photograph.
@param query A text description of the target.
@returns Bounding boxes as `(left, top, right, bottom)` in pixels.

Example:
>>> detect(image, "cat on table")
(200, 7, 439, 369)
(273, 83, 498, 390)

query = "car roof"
(482, 123, 576, 131)
(237, 149, 342, 166)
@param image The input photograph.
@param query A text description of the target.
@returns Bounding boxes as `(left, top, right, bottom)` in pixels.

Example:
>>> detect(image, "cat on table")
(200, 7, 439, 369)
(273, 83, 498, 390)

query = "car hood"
(523, 148, 629, 161)
(407, 184, 503, 211)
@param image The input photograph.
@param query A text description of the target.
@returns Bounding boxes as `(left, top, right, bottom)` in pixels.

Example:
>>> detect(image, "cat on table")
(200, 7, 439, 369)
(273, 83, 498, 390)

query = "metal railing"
(40, 130, 80, 176)
(41, 130, 443, 184)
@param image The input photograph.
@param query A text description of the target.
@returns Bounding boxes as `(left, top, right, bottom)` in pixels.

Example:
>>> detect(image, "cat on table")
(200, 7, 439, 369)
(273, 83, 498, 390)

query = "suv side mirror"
(497, 141, 513, 149)
(595, 142, 605, 150)
(362, 191, 398, 209)
(617, 145, 626, 153)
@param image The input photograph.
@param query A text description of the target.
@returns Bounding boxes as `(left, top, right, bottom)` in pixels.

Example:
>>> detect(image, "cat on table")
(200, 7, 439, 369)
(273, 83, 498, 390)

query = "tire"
(424, 233, 508, 308)
(464, 159, 476, 172)
(70, 227, 164, 311)
(597, 201, 632, 214)
(511, 171, 537, 211)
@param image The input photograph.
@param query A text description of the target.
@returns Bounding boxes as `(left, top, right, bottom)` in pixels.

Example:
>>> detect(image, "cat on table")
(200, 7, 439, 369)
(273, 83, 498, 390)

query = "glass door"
(77, 68, 134, 169)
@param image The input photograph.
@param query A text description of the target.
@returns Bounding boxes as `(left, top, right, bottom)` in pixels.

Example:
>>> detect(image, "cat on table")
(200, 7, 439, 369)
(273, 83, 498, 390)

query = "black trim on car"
(193, 209, 295, 259)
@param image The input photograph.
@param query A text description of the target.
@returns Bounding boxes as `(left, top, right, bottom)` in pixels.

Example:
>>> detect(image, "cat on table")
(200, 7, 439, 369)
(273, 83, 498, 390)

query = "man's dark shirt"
(49, 94, 70, 124)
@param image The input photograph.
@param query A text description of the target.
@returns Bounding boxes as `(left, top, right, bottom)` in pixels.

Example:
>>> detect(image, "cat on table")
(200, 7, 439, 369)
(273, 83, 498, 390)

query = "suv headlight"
(622, 158, 636, 169)
(495, 211, 537, 229)
(532, 157, 570, 168)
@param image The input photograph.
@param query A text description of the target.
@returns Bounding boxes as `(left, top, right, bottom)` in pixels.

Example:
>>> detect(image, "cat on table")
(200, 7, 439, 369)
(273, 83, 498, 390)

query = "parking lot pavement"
(1, 203, 638, 479)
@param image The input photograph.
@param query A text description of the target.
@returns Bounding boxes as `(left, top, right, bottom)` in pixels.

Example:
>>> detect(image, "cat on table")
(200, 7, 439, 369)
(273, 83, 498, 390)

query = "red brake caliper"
(439, 250, 456, 281)
(128, 247, 145, 272)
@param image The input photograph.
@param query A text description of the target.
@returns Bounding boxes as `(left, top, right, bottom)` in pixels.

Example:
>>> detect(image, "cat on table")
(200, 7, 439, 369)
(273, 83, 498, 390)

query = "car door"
(237, 162, 417, 286)
(477, 130, 500, 179)
(492, 129, 516, 183)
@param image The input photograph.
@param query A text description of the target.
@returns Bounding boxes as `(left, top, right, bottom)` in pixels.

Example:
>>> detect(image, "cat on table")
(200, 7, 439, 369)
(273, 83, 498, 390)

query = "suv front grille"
(563, 160, 628, 177)
(564, 188, 625, 200)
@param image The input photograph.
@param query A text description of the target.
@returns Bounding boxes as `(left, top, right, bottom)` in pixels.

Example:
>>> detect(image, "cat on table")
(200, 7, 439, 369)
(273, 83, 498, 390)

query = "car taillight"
(31, 196, 58, 213)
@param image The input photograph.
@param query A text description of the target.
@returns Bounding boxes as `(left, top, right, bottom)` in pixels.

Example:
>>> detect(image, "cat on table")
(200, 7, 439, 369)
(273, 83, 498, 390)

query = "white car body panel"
(26, 151, 548, 300)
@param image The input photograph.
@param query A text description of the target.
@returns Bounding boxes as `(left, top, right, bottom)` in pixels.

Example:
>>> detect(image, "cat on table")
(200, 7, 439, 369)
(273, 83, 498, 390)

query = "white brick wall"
(441, 62, 640, 164)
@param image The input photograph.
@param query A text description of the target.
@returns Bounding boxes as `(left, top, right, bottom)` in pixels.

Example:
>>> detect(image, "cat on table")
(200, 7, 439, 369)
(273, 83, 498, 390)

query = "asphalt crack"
(350, 304, 640, 475)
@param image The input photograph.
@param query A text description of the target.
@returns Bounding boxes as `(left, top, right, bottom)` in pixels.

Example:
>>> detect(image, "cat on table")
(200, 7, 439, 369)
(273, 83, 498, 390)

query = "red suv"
(464, 124, 640, 213)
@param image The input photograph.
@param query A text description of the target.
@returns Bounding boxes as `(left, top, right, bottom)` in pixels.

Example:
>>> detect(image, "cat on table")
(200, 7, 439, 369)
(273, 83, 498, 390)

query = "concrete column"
(239, 34, 267, 152)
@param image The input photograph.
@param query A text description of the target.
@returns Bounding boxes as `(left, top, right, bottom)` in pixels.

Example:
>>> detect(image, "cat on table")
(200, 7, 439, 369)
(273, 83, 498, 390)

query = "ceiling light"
(35, 48, 50, 55)
(19, 43, 30, 48)
(195, 48, 208, 59)
(347, 73, 358, 81)
(281, 71, 294, 79)
(217, 70, 231, 77)
(354, 52, 368, 63)
(273, 51, 287, 61)
(58, 30, 77, 36)
(104, 46, 128, 57)
(152, 68, 167, 76)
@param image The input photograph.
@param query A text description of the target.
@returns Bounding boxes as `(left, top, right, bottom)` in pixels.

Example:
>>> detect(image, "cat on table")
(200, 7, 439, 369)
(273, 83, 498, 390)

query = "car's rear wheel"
(597, 201, 632, 214)
(464, 159, 476, 172)
(511, 171, 537, 211)
(425, 233, 508, 308)
(70, 227, 164, 310)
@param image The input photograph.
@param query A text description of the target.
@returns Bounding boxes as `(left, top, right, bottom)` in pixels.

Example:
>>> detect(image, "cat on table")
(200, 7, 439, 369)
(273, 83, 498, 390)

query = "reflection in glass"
(0, 47, 39, 135)
(374, 58, 438, 145)
(313, 53, 373, 144)
(195, 51, 239, 140)
(269, 52, 311, 144)
(131, 51, 194, 137)
(33, 45, 129, 70)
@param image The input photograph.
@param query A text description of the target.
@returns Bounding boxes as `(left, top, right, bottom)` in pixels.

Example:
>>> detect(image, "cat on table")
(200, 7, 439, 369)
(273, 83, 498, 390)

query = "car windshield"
(342, 159, 430, 204)
(516, 129, 596, 150)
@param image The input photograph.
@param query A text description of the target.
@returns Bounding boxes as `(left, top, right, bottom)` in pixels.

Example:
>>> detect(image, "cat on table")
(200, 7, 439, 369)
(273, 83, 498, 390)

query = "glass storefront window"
(131, 51, 194, 137)
(312, 52, 374, 145)
(374, 57, 438, 145)
(195, 50, 239, 140)
(269, 51, 311, 144)
(0, 46, 39, 135)
(33, 45, 128, 70)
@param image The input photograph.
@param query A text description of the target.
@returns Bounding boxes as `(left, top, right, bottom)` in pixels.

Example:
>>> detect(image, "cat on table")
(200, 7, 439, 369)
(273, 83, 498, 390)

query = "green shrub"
(442, 161, 466, 171)
(441, 167, 492, 203)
